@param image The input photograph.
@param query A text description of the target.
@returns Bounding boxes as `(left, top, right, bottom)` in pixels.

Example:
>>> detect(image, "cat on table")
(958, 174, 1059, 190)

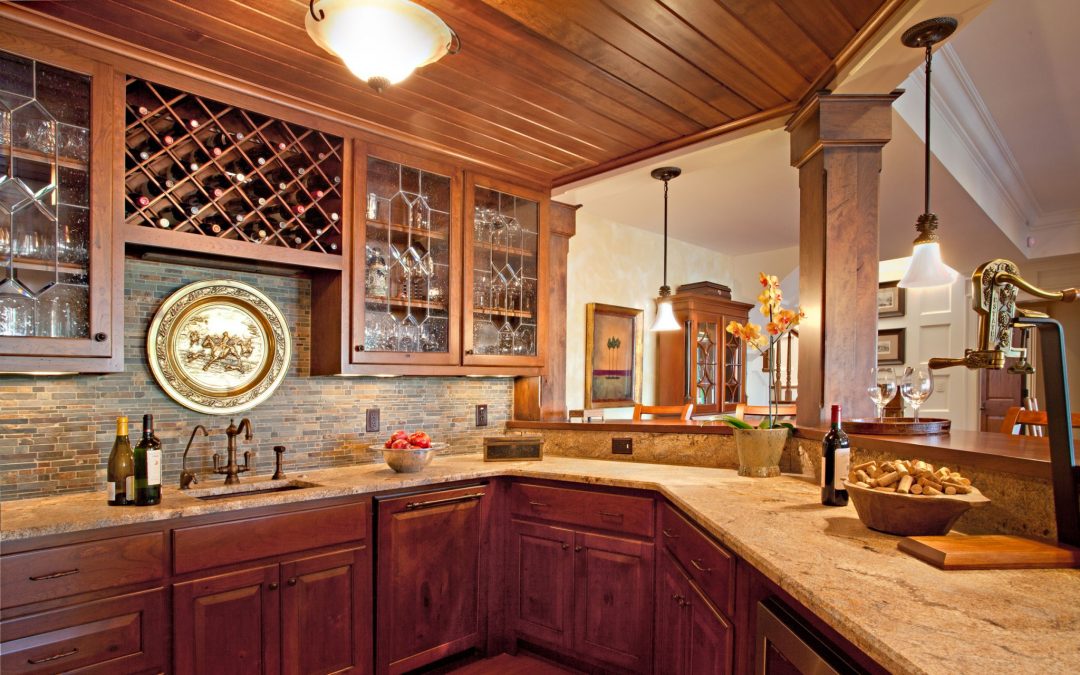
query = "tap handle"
(241, 450, 252, 473)
(928, 357, 967, 370)
(212, 452, 222, 473)
(273, 446, 287, 481)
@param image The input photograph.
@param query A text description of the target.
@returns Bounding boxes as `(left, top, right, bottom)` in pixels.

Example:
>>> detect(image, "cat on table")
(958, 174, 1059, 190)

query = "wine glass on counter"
(868, 367, 897, 422)
(900, 366, 934, 422)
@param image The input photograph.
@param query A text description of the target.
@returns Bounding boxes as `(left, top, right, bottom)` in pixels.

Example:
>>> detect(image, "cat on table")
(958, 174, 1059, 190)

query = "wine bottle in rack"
(201, 216, 228, 235)
(263, 206, 291, 230)
(245, 222, 270, 243)
(203, 173, 236, 198)
(160, 118, 184, 146)
(246, 179, 275, 205)
(155, 206, 182, 229)
(282, 192, 307, 215)
(131, 182, 157, 208)
(283, 153, 308, 176)
(225, 158, 251, 178)
(217, 196, 249, 223)
(180, 149, 202, 173)
(130, 136, 157, 162)
(266, 166, 292, 192)
(181, 194, 205, 217)
(203, 130, 236, 157)
(159, 162, 187, 189)
(300, 173, 327, 199)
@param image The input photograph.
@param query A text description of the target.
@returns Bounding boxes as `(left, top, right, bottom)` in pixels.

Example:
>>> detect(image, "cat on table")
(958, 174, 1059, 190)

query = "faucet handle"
(272, 446, 287, 480)
(212, 452, 223, 474)
(239, 450, 253, 473)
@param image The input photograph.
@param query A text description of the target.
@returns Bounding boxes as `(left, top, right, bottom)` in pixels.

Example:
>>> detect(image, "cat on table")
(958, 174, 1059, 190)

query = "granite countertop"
(3, 455, 1078, 675)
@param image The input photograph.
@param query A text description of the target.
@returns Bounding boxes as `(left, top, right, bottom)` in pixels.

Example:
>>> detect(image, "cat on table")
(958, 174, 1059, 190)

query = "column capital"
(787, 91, 902, 168)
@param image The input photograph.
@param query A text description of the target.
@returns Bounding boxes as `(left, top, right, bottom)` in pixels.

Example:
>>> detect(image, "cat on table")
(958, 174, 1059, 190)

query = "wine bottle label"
(107, 481, 116, 500)
(834, 446, 850, 490)
(125, 475, 134, 497)
(147, 449, 162, 486)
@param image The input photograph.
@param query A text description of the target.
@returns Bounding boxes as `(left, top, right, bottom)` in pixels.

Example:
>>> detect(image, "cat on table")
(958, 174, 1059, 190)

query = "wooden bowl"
(843, 480, 990, 536)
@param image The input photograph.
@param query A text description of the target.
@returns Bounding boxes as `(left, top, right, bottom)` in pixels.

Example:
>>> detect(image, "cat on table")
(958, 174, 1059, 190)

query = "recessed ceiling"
(12, 0, 901, 183)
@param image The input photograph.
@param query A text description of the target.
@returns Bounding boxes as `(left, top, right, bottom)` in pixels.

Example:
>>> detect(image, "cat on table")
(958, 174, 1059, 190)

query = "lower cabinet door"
(281, 547, 370, 675)
(174, 564, 281, 675)
(509, 519, 576, 650)
(376, 486, 488, 675)
(0, 588, 166, 675)
(687, 582, 733, 675)
(573, 530, 654, 673)
(655, 550, 691, 675)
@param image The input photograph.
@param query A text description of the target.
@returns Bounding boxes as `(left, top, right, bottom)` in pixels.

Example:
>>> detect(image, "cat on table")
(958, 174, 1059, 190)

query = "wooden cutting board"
(899, 534, 1080, 570)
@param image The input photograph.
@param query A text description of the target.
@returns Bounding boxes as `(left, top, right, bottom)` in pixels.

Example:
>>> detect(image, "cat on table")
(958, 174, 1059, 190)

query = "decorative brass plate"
(147, 280, 291, 415)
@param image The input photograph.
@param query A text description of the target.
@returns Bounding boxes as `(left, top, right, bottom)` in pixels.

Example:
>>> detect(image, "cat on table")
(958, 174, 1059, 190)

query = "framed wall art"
(876, 327, 906, 365)
(877, 280, 906, 318)
(584, 303, 644, 408)
(147, 280, 292, 415)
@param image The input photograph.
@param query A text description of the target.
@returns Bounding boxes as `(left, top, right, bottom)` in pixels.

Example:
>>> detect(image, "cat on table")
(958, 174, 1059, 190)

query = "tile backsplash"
(0, 258, 511, 501)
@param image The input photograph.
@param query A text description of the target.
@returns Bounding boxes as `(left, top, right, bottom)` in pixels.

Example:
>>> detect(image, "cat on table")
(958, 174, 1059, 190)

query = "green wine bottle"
(106, 416, 134, 506)
(134, 414, 163, 506)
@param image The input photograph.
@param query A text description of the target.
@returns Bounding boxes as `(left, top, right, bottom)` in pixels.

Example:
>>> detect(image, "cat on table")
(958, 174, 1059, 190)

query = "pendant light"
(898, 17, 961, 289)
(650, 167, 682, 332)
(306, 0, 460, 93)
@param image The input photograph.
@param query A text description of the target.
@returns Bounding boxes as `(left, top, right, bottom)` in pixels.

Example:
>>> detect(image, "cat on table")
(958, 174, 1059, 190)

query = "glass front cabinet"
(0, 46, 120, 372)
(656, 283, 752, 416)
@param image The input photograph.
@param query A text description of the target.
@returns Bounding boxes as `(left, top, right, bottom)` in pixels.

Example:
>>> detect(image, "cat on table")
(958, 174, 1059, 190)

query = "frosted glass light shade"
(898, 242, 960, 288)
(650, 298, 681, 332)
(306, 0, 453, 87)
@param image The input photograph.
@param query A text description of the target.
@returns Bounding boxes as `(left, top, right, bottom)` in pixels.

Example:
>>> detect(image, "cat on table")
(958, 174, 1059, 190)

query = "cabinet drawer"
(659, 503, 735, 616)
(0, 588, 166, 675)
(509, 482, 654, 537)
(0, 533, 164, 609)
(173, 501, 367, 574)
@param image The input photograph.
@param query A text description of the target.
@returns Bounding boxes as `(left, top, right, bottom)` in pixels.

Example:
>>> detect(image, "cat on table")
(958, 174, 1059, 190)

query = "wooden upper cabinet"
(463, 173, 548, 368)
(351, 144, 461, 366)
(0, 44, 122, 372)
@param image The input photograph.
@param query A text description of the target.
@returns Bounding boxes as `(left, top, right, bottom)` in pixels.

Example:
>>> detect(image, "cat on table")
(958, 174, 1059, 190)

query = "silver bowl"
(380, 442, 447, 473)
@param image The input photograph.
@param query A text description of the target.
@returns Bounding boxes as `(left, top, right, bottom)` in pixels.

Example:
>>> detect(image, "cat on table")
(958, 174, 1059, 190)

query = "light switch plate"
(612, 438, 633, 455)
(365, 408, 380, 433)
(476, 404, 488, 427)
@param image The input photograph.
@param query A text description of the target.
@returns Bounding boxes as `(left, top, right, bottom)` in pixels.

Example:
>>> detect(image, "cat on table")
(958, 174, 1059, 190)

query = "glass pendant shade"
(899, 241, 960, 288)
(651, 298, 681, 332)
(306, 0, 454, 89)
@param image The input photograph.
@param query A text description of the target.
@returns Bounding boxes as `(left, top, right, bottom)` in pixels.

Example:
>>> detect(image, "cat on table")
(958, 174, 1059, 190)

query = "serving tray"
(845, 417, 951, 435)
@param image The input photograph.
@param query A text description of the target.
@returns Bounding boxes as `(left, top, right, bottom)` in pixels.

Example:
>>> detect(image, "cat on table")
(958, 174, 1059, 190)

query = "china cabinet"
(656, 282, 752, 415)
(0, 46, 122, 372)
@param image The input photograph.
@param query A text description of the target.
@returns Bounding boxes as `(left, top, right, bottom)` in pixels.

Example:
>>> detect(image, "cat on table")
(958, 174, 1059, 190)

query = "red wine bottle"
(821, 404, 850, 506)
(133, 414, 162, 506)
(132, 182, 156, 208)
(282, 192, 307, 216)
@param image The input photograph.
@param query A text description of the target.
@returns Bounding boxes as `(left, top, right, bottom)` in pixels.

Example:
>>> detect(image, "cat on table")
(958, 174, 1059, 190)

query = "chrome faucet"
(213, 418, 253, 485)
(180, 425, 209, 490)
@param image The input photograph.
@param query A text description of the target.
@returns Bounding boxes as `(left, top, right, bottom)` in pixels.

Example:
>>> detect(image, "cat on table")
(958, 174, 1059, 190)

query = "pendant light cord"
(662, 178, 669, 288)
(923, 43, 932, 216)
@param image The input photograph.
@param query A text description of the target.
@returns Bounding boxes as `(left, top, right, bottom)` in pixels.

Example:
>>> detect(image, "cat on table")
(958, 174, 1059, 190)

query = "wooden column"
(787, 92, 899, 428)
(514, 200, 578, 420)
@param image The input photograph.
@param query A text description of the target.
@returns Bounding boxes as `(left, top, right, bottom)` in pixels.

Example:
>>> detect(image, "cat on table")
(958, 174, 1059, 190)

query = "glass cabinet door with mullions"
(355, 148, 459, 365)
(0, 48, 114, 362)
(464, 175, 546, 367)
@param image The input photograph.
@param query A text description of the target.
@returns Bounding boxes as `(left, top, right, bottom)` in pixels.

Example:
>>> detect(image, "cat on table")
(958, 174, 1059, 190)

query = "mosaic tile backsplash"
(0, 258, 512, 500)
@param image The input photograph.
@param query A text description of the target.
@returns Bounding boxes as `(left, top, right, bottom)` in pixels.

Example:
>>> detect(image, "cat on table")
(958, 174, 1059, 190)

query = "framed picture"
(878, 281, 906, 318)
(877, 328, 906, 365)
(585, 303, 644, 408)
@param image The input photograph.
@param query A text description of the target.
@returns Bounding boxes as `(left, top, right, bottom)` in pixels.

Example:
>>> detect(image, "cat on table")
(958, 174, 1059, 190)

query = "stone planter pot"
(733, 428, 788, 477)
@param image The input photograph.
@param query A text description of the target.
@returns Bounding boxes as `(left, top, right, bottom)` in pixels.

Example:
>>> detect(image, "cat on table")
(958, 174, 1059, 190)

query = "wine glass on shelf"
(900, 366, 934, 422)
(868, 367, 897, 422)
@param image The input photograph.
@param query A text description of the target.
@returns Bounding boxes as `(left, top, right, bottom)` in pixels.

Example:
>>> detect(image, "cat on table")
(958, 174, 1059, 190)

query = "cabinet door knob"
(465, 349, 474, 355)
(288, 577, 297, 586)
(574, 545, 582, 552)
(94, 332, 107, 342)
(355, 344, 364, 352)
(268, 582, 279, 590)
(561, 543, 570, 550)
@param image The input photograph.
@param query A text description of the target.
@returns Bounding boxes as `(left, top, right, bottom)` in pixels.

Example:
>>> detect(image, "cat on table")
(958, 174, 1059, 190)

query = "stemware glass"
(900, 366, 935, 422)
(868, 367, 898, 422)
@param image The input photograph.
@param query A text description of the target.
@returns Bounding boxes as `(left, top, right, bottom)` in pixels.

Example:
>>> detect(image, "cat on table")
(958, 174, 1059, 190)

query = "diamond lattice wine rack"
(123, 78, 344, 254)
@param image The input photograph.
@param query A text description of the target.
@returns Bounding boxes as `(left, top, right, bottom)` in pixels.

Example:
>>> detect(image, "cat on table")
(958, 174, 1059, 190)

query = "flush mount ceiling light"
(306, 0, 460, 93)
(650, 167, 682, 332)
(898, 17, 961, 289)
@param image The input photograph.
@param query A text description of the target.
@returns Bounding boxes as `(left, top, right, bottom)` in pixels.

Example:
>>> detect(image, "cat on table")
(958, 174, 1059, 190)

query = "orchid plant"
(723, 272, 804, 430)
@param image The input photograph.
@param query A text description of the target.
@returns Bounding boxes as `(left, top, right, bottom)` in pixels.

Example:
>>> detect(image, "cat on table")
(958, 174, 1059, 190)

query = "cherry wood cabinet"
(0, 40, 123, 373)
(508, 520, 576, 650)
(376, 485, 489, 675)
(657, 282, 753, 415)
(655, 548, 733, 675)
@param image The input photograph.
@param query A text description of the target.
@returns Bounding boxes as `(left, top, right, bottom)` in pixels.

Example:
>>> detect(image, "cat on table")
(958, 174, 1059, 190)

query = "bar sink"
(188, 479, 322, 501)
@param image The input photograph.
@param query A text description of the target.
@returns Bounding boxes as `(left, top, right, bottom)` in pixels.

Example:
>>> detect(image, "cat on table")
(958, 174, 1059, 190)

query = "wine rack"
(123, 78, 344, 255)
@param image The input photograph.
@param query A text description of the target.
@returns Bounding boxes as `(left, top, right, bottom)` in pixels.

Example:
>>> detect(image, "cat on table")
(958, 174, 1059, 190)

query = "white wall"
(878, 259, 979, 430)
(564, 212, 739, 416)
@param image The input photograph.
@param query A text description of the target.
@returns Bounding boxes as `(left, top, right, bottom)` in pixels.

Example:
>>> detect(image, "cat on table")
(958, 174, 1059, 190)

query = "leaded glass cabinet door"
(0, 47, 117, 366)
(694, 318, 720, 414)
(722, 315, 745, 411)
(463, 174, 547, 368)
(353, 145, 459, 365)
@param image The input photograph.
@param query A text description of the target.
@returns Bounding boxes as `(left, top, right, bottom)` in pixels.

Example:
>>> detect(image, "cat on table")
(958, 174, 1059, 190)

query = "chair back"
(632, 403, 693, 421)
(733, 403, 797, 421)
(999, 406, 1080, 435)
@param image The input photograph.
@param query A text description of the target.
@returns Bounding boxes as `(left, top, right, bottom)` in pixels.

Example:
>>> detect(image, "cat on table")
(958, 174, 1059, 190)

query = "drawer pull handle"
(598, 511, 623, 519)
(405, 492, 485, 510)
(28, 648, 78, 664)
(661, 528, 679, 539)
(29, 568, 79, 581)
(690, 559, 712, 573)
(528, 500, 548, 507)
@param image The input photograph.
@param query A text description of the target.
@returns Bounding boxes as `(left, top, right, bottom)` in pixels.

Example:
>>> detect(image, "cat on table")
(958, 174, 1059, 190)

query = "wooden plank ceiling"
(21, 0, 898, 185)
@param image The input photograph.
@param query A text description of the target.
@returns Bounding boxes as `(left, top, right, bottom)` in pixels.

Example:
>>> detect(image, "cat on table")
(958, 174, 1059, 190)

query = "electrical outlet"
(476, 404, 488, 427)
(612, 438, 633, 455)
(365, 408, 380, 433)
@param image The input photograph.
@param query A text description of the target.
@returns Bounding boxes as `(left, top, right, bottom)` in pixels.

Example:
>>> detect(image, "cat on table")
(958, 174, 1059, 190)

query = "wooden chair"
(733, 403, 797, 421)
(568, 408, 605, 422)
(632, 403, 693, 421)
(999, 406, 1080, 435)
